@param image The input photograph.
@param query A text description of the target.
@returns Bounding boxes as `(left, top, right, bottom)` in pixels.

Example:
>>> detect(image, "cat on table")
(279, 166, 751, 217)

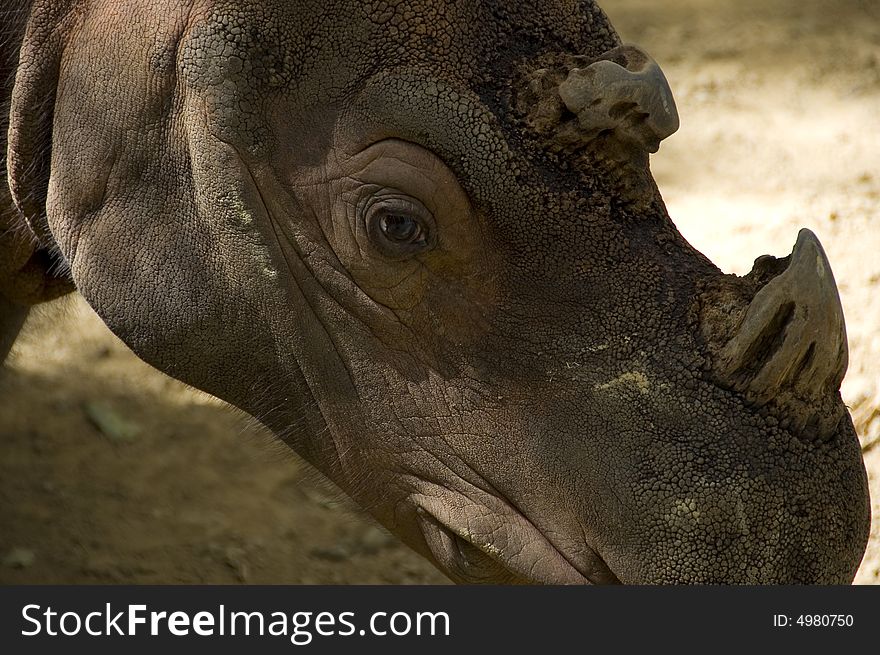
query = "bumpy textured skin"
(2, 0, 871, 583)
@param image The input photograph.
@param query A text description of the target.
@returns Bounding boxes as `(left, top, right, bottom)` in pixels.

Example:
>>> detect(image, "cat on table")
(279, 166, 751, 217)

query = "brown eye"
(379, 213, 423, 244)
(364, 193, 435, 258)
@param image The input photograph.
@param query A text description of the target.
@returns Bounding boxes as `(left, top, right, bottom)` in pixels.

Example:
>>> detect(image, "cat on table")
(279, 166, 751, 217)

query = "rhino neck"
(2, 0, 32, 105)
(1, 0, 64, 365)
(2, 0, 34, 203)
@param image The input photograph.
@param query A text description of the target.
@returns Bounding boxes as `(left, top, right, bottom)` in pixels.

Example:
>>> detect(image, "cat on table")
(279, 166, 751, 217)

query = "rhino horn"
(716, 229, 849, 440)
(558, 45, 680, 154)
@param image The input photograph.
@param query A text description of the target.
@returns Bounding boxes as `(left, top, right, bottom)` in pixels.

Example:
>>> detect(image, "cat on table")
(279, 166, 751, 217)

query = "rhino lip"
(563, 542, 623, 585)
(486, 492, 623, 585)
(411, 481, 621, 585)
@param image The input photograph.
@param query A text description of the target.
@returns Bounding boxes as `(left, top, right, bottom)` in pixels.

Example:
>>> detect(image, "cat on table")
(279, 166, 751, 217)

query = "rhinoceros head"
(2, 0, 869, 583)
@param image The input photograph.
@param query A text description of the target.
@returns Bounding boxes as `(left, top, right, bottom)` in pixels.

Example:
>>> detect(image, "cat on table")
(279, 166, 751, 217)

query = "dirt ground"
(2, 0, 878, 584)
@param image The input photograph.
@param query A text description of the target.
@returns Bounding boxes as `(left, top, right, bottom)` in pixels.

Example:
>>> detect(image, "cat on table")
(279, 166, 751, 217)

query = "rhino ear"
(2, 0, 76, 308)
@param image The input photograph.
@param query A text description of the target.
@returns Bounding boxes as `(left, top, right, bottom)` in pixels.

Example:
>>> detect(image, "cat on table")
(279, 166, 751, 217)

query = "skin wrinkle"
(1, 0, 77, 305)
(406, 424, 613, 583)
(236, 147, 364, 481)
(316, 178, 428, 313)
(290, 137, 492, 358)
(276, 188, 424, 348)
(267, 193, 389, 376)
(412, 474, 589, 584)
(320, 171, 340, 247)
(253, 166, 367, 400)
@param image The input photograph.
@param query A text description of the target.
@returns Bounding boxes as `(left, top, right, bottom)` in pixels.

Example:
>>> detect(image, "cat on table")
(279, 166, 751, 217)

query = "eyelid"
(344, 145, 444, 209)
(364, 190, 428, 216)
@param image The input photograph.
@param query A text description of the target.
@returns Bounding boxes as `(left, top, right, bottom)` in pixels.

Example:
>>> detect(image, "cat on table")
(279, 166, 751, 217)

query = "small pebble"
(3, 547, 36, 569)
(309, 545, 351, 562)
(83, 401, 141, 442)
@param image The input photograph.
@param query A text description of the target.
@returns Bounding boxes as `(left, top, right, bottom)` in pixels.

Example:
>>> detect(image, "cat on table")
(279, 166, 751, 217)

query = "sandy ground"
(1, 0, 878, 584)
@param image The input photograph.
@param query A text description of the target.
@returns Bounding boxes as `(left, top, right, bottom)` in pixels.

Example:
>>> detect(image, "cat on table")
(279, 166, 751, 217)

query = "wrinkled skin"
(1, 0, 870, 583)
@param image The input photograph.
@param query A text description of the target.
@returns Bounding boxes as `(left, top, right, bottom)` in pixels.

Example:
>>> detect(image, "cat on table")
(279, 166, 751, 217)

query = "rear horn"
(520, 44, 680, 154)
(558, 44, 680, 154)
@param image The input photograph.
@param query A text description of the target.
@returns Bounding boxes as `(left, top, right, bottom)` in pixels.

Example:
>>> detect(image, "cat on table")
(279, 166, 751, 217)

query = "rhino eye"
(364, 194, 434, 258)
(379, 213, 423, 244)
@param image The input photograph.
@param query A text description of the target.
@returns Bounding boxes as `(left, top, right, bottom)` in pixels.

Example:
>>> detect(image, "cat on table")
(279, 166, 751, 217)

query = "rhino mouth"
(410, 481, 621, 585)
